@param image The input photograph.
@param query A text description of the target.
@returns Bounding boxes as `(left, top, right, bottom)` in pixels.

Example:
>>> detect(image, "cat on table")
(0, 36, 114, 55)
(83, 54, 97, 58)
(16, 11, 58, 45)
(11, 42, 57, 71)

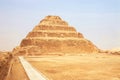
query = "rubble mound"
(0, 52, 12, 80)
(13, 15, 99, 55)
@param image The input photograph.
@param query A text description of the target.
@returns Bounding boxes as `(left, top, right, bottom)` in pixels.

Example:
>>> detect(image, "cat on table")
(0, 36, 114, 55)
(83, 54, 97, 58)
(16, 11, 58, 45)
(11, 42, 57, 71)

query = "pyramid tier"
(26, 31, 83, 38)
(18, 38, 98, 55)
(33, 25, 76, 31)
(21, 38, 85, 47)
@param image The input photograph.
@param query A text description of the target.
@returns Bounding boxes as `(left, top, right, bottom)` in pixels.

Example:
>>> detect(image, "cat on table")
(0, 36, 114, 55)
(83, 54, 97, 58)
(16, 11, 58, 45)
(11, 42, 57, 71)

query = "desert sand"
(25, 54, 120, 80)
(4, 53, 120, 80)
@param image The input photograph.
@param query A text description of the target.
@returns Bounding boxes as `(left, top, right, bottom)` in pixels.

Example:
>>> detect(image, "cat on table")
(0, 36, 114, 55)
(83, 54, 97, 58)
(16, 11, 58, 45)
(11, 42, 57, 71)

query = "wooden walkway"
(19, 56, 48, 80)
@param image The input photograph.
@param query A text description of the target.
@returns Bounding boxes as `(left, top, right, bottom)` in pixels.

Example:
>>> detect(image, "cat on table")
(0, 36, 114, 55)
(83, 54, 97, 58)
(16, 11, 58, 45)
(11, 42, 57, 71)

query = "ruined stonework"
(13, 15, 99, 55)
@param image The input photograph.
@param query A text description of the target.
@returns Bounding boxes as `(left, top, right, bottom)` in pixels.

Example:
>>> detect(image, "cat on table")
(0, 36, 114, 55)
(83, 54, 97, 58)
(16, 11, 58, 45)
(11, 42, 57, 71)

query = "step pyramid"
(13, 15, 99, 55)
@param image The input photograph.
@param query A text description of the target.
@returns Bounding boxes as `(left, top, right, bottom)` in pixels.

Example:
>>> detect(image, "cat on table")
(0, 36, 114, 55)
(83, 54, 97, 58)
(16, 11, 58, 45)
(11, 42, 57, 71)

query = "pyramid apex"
(45, 15, 62, 20)
(39, 15, 68, 26)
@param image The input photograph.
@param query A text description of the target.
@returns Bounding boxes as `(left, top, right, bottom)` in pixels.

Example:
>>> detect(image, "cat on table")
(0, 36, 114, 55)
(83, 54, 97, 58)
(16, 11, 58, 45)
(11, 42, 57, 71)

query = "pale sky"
(0, 0, 120, 51)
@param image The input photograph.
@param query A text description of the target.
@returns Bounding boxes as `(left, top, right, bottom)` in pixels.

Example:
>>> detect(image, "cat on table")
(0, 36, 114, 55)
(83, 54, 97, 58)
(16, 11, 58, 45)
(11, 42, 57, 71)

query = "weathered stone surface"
(33, 25, 76, 31)
(26, 31, 83, 38)
(13, 15, 99, 55)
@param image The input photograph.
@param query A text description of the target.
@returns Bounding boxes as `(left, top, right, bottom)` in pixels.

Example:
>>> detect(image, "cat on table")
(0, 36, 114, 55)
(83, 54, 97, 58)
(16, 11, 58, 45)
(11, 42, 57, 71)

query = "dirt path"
(6, 57, 29, 80)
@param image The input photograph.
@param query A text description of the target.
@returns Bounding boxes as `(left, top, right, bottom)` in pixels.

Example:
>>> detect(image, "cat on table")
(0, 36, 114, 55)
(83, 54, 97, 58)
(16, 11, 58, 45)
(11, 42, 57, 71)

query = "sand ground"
(25, 53, 120, 80)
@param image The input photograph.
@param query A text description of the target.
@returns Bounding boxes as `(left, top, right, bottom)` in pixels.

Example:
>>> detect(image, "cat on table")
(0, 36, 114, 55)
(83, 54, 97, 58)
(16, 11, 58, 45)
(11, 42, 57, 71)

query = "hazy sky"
(0, 0, 120, 51)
